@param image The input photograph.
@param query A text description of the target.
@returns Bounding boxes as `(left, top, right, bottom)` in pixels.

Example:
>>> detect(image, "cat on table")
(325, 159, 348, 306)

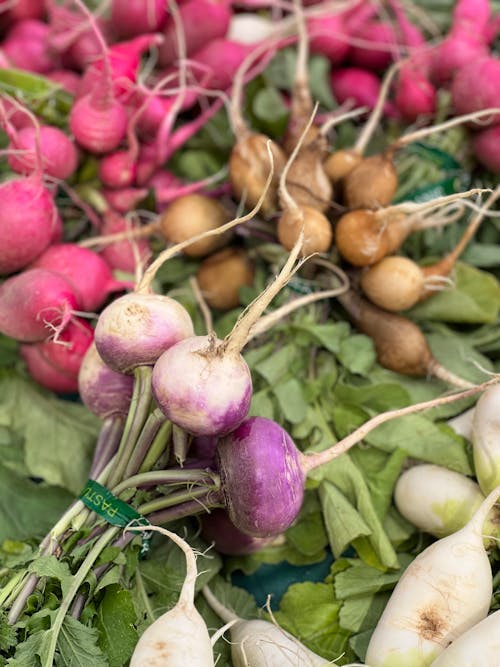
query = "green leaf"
(408, 262, 500, 323)
(286, 493, 328, 556)
(0, 371, 100, 493)
(0, 612, 17, 652)
(248, 390, 275, 420)
(427, 331, 494, 386)
(273, 378, 307, 424)
(319, 481, 372, 558)
(306, 322, 350, 353)
(365, 414, 472, 474)
(254, 345, 298, 384)
(339, 592, 391, 633)
(251, 87, 289, 136)
(7, 631, 44, 666)
(205, 577, 259, 620)
(337, 335, 376, 376)
(334, 382, 410, 413)
(95, 586, 138, 667)
(0, 463, 73, 542)
(54, 617, 108, 667)
(333, 554, 413, 599)
(28, 556, 73, 599)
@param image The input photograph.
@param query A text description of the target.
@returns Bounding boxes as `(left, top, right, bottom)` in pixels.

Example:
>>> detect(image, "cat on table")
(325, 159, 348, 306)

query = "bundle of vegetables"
(2, 0, 500, 665)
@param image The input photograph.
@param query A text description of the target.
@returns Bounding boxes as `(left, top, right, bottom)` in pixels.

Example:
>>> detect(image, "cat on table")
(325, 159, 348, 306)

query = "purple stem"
(89, 416, 125, 479)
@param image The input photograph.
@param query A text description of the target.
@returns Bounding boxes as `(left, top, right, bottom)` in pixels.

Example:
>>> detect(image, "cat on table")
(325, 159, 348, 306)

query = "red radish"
(78, 342, 134, 419)
(102, 188, 149, 214)
(188, 39, 251, 91)
(98, 210, 152, 274)
(349, 20, 398, 70)
(110, 0, 167, 38)
(0, 0, 45, 27)
(31, 317, 94, 377)
(330, 67, 398, 117)
(7, 125, 78, 180)
(473, 124, 500, 173)
(157, 0, 232, 67)
(0, 176, 58, 275)
(2, 19, 55, 73)
(0, 269, 80, 342)
(394, 59, 436, 121)
(45, 69, 81, 95)
(30, 243, 134, 311)
(20, 344, 81, 393)
(68, 0, 128, 154)
(451, 57, 500, 122)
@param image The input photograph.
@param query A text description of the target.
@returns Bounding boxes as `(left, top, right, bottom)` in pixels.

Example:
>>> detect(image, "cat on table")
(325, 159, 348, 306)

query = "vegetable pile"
(1, 0, 500, 665)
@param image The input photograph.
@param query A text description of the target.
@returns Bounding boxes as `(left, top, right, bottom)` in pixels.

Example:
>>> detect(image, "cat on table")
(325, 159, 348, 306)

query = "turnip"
(196, 247, 255, 310)
(365, 484, 500, 667)
(430, 609, 500, 666)
(358, 187, 500, 311)
(201, 509, 278, 556)
(472, 383, 500, 495)
(0, 269, 80, 342)
(215, 381, 493, 537)
(202, 584, 328, 666)
(128, 524, 215, 667)
(30, 243, 134, 311)
(394, 464, 499, 542)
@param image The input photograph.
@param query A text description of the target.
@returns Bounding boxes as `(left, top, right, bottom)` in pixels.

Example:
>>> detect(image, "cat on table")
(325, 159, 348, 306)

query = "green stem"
(41, 527, 119, 667)
(112, 469, 219, 496)
(0, 571, 25, 608)
(139, 420, 172, 473)
(139, 482, 221, 515)
(107, 366, 153, 487)
(124, 408, 167, 478)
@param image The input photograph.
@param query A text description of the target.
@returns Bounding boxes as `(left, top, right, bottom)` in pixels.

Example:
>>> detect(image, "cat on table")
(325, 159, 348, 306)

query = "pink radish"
(0, 269, 80, 342)
(2, 19, 55, 73)
(201, 509, 278, 556)
(0, 175, 58, 275)
(45, 69, 81, 95)
(29, 317, 94, 377)
(98, 210, 152, 273)
(394, 58, 436, 121)
(330, 67, 398, 117)
(349, 20, 398, 70)
(0, 0, 45, 27)
(451, 57, 500, 122)
(157, 0, 232, 67)
(473, 124, 500, 173)
(20, 344, 81, 393)
(110, 0, 167, 38)
(188, 39, 251, 91)
(102, 188, 149, 215)
(7, 125, 78, 180)
(30, 243, 134, 311)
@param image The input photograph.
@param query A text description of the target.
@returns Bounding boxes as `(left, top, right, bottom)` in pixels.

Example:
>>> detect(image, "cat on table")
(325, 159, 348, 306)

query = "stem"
(112, 469, 218, 496)
(393, 108, 500, 149)
(203, 586, 240, 623)
(138, 483, 220, 515)
(301, 377, 500, 473)
(89, 416, 124, 479)
(136, 147, 276, 293)
(107, 366, 153, 487)
(222, 232, 306, 355)
(320, 106, 369, 136)
(41, 527, 118, 667)
(79, 221, 158, 248)
(290, 0, 312, 122)
(139, 420, 173, 472)
(354, 62, 399, 154)
(384, 188, 491, 219)
(190, 276, 213, 334)
(145, 494, 225, 524)
(123, 408, 167, 478)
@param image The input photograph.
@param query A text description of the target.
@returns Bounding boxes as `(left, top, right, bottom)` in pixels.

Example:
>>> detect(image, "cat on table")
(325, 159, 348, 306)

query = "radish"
(201, 509, 277, 556)
(330, 67, 398, 119)
(30, 243, 134, 311)
(151, 233, 304, 437)
(394, 464, 499, 541)
(110, 0, 167, 38)
(78, 343, 134, 420)
(196, 247, 255, 310)
(45, 69, 81, 95)
(349, 20, 398, 71)
(68, 0, 128, 154)
(157, 0, 232, 67)
(358, 187, 500, 311)
(102, 188, 149, 215)
(472, 383, 500, 495)
(98, 210, 152, 274)
(0, 175, 58, 275)
(451, 57, 500, 122)
(202, 585, 327, 666)
(394, 59, 436, 121)
(473, 123, 500, 173)
(228, 12, 275, 43)
(0, 0, 45, 27)
(31, 317, 94, 377)
(430, 610, 500, 666)
(2, 19, 55, 73)
(0, 268, 80, 342)
(7, 125, 78, 180)
(365, 484, 500, 667)
(20, 344, 81, 393)
(128, 525, 215, 667)
(188, 39, 251, 91)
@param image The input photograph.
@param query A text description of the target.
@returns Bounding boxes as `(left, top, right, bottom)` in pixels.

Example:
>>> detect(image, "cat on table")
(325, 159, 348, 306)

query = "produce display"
(1, 0, 500, 665)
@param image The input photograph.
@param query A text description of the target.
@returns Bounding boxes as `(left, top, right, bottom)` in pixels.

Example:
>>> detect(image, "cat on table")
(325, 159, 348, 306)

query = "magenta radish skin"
(0, 176, 57, 275)
(394, 64, 436, 121)
(98, 151, 138, 189)
(152, 335, 252, 437)
(78, 343, 134, 418)
(189, 39, 250, 91)
(34, 318, 94, 377)
(349, 21, 397, 70)
(307, 14, 352, 64)
(0, 0, 45, 27)
(3, 19, 54, 73)
(20, 344, 80, 393)
(69, 92, 129, 154)
(451, 57, 500, 121)
(45, 70, 81, 95)
(94, 292, 194, 374)
(215, 417, 305, 537)
(157, 0, 231, 66)
(330, 67, 398, 117)
(30, 243, 132, 311)
(8, 125, 78, 180)
(472, 124, 500, 172)
(432, 32, 489, 86)
(111, 0, 167, 37)
(99, 209, 152, 271)
(0, 269, 80, 342)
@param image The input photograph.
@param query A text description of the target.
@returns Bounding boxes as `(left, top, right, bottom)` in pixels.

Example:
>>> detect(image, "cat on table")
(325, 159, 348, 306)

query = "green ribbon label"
(80, 479, 152, 556)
